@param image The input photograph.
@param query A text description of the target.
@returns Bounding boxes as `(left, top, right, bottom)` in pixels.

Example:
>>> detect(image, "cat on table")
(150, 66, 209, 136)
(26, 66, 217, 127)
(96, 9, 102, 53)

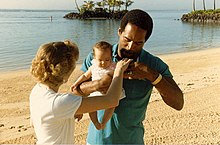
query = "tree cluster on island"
(64, 0, 134, 19)
(182, 0, 220, 23)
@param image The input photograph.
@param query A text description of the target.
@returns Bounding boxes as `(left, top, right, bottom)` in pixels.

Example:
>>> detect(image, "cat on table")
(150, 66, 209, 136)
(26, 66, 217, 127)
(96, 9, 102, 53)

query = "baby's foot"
(94, 122, 102, 130)
(100, 123, 106, 130)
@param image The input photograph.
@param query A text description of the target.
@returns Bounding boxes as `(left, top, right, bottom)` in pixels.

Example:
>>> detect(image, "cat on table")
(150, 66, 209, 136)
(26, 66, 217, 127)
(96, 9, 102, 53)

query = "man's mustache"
(120, 49, 136, 59)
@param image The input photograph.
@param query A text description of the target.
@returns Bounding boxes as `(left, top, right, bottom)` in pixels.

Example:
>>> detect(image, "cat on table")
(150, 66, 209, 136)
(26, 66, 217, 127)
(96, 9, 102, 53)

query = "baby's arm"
(71, 68, 92, 91)
(101, 108, 115, 129)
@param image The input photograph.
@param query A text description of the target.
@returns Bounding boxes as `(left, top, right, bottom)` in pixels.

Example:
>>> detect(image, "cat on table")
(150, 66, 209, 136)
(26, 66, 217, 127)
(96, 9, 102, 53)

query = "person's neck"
(116, 53, 122, 61)
(49, 85, 59, 92)
(41, 82, 60, 92)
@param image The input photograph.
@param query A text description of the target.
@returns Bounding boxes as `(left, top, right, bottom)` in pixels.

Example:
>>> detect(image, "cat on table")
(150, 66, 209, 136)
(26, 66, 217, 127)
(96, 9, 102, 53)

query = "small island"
(181, 0, 220, 23)
(181, 9, 220, 23)
(64, 0, 134, 20)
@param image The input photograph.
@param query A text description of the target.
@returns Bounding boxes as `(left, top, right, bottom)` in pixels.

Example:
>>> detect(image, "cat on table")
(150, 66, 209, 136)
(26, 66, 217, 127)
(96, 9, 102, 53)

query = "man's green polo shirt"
(81, 44, 172, 144)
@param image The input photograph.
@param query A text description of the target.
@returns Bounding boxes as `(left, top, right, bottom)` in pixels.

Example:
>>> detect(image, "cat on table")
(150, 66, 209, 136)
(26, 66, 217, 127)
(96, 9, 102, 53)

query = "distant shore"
(1, 48, 220, 144)
(63, 10, 127, 20)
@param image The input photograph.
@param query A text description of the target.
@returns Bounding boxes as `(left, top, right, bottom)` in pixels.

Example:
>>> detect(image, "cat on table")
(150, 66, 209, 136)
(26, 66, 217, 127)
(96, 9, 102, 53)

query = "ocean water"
(0, 9, 220, 72)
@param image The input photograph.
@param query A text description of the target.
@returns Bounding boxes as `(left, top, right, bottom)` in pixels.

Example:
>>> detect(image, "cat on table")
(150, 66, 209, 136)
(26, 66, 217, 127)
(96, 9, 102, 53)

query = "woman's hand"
(97, 59, 132, 93)
(115, 58, 133, 74)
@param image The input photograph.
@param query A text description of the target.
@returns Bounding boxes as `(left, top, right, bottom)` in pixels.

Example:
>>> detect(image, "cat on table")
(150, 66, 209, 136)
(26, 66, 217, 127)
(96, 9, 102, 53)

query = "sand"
(0, 48, 220, 144)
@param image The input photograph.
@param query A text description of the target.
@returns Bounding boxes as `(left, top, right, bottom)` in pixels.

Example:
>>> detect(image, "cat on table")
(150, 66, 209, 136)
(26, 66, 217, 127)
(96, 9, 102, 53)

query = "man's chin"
(120, 52, 136, 59)
(122, 54, 137, 60)
(120, 49, 138, 60)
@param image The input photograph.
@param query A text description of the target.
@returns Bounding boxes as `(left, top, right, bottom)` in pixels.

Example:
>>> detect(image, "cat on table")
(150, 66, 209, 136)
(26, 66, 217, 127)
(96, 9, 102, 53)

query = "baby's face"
(94, 49, 112, 69)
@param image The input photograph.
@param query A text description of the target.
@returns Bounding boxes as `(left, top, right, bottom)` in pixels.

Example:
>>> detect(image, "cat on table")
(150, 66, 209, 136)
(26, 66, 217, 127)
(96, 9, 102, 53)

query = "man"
(72, 9, 184, 144)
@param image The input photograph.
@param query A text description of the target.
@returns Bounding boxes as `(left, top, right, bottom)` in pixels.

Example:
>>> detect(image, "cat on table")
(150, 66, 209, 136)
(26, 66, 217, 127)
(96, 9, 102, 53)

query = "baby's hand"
(74, 114, 83, 121)
(70, 84, 77, 92)
(71, 81, 81, 92)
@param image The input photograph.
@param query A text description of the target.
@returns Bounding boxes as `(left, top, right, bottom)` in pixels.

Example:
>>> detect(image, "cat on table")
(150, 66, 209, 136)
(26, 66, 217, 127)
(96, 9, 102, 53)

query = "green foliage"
(72, 0, 134, 19)
(191, 10, 204, 15)
(190, 9, 220, 15)
(216, 8, 220, 13)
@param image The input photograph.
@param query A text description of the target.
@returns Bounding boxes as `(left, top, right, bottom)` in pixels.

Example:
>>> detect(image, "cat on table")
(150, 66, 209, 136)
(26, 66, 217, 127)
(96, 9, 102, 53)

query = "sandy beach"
(0, 48, 220, 144)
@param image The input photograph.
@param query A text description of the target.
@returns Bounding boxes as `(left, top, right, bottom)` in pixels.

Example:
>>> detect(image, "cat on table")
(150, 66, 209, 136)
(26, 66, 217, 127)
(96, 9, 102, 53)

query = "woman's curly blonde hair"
(30, 40, 79, 86)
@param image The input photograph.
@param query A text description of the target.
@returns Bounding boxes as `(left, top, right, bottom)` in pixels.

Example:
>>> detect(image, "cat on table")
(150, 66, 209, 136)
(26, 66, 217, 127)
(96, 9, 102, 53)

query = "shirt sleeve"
(140, 50, 173, 78)
(154, 56, 173, 77)
(81, 51, 93, 72)
(52, 93, 82, 119)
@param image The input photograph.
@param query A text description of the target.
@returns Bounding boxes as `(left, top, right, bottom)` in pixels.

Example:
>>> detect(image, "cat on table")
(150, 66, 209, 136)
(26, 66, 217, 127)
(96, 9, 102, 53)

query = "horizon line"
(0, 8, 191, 12)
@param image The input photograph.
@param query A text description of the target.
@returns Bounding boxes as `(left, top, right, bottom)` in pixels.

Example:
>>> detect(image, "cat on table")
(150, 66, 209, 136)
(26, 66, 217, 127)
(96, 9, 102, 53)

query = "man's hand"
(71, 74, 112, 96)
(124, 62, 157, 81)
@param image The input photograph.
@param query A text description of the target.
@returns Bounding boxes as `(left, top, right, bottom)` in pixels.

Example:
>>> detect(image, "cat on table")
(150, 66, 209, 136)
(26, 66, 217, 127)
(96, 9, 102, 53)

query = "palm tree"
(74, 0, 81, 13)
(102, 0, 108, 10)
(112, 0, 116, 14)
(214, 0, 216, 10)
(106, 0, 114, 13)
(192, 0, 196, 11)
(115, 0, 124, 11)
(96, 1, 103, 8)
(203, 0, 206, 11)
(125, 0, 134, 11)
(82, 0, 95, 11)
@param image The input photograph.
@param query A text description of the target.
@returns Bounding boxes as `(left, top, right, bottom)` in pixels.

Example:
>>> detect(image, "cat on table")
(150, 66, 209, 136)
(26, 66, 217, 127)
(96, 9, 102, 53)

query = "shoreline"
(1, 47, 220, 144)
(1, 47, 220, 74)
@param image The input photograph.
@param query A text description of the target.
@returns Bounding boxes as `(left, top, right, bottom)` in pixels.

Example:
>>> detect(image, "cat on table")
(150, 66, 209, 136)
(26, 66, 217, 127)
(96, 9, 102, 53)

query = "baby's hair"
(30, 40, 79, 87)
(93, 41, 112, 57)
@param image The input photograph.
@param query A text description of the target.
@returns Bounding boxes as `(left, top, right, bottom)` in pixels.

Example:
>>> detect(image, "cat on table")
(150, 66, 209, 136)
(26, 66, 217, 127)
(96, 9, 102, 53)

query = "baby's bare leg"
(101, 107, 115, 129)
(89, 111, 101, 130)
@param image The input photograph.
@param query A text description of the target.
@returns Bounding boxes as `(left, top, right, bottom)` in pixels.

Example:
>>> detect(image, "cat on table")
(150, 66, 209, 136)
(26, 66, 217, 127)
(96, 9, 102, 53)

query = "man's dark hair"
(120, 9, 153, 41)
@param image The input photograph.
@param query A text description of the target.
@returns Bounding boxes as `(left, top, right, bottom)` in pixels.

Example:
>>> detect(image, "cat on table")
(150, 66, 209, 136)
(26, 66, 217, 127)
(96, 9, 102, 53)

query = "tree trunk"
(193, 0, 196, 11)
(112, 0, 116, 13)
(125, 0, 128, 11)
(214, 0, 216, 10)
(74, 0, 80, 13)
(203, 0, 206, 11)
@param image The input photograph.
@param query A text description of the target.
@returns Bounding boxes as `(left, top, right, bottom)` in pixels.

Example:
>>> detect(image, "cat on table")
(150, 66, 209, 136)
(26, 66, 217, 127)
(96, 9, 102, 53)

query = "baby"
(71, 41, 125, 130)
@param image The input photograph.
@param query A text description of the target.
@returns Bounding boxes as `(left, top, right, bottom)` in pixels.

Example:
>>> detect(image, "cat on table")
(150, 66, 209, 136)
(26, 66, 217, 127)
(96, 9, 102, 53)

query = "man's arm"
(154, 75, 183, 110)
(124, 62, 184, 110)
(72, 73, 113, 96)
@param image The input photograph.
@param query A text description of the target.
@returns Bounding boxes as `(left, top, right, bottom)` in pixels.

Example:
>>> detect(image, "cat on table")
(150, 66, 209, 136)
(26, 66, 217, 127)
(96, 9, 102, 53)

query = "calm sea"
(0, 9, 220, 72)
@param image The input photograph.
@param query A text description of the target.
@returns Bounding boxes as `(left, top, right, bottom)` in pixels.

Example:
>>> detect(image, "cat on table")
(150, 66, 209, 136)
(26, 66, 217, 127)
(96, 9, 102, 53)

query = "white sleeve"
(52, 93, 82, 119)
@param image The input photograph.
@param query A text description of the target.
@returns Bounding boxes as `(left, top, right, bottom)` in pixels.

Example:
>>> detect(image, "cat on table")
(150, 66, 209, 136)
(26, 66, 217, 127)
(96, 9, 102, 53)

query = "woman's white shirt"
(29, 83, 82, 144)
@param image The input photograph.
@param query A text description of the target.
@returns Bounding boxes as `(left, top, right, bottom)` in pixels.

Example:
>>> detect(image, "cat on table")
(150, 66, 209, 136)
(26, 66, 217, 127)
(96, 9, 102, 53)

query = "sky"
(0, 0, 217, 11)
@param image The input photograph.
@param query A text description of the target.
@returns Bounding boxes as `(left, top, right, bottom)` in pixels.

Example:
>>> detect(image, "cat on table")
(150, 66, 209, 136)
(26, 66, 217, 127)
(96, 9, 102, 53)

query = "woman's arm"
(75, 59, 132, 114)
